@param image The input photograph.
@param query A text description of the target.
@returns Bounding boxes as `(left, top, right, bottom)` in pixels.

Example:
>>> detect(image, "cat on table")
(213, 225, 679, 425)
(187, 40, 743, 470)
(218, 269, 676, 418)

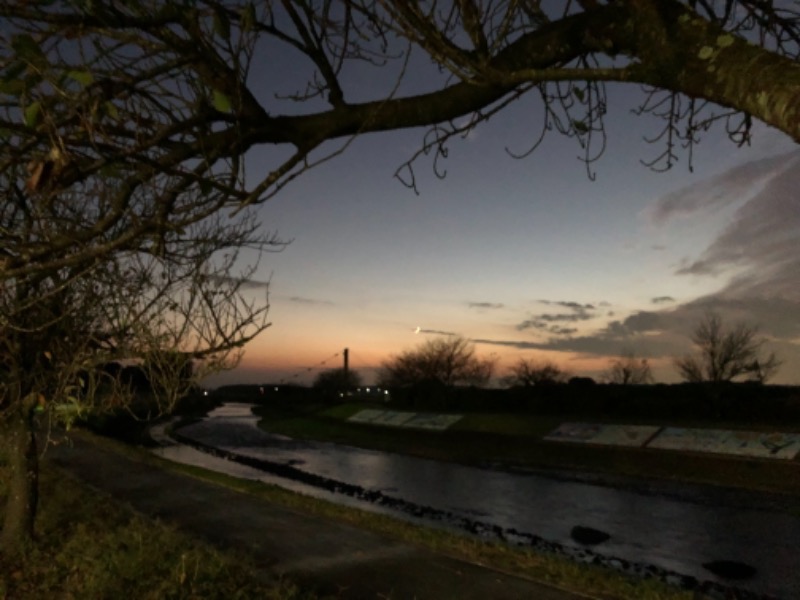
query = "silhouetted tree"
(0, 227, 275, 554)
(605, 351, 654, 385)
(379, 337, 494, 388)
(505, 358, 569, 387)
(313, 368, 362, 391)
(674, 312, 781, 384)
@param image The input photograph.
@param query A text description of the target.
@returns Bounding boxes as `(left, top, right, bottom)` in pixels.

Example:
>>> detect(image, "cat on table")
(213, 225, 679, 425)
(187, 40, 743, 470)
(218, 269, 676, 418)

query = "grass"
(0, 460, 314, 600)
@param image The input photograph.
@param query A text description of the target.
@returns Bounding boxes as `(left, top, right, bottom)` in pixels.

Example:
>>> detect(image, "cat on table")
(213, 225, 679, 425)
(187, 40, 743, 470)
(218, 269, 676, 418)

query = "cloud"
(468, 302, 504, 310)
(477, 152, 800, 382)
(682, 296, 800, 341)
(673, 155, 800, 295)
(539, 300, 596, 310)
(479, 307, 689, 359)
(551, 326, 578, 336)
(478, 298, 799, 383)
(647, 150, 799, 225)
(419, 328, 458, 336)
(473, 329, 683, 357)
(606, 311, 665, 335)
(610, 149, 800, 379)
(288, 296, 335, 306)
(517, 300, 596, 332)
(652, 151, 800, 326)
(471, 338, 547, 351)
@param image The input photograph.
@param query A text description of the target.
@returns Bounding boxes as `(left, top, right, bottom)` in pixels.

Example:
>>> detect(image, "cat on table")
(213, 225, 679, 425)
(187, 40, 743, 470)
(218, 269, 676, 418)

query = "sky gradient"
(205, 83, 799, 388)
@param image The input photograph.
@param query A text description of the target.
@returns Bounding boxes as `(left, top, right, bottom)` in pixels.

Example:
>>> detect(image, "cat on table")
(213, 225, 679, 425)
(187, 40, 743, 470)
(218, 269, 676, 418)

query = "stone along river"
(151, 404, 800, 599)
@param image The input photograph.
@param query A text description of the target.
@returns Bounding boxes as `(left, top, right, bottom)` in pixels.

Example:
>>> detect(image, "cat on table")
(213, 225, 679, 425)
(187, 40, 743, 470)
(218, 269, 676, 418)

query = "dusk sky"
(211, 90, 800, 384)
(205, 61, 799, 387)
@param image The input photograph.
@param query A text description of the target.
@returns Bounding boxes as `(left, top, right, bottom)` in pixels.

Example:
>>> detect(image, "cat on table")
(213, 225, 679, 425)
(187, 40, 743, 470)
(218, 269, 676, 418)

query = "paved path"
(47, 434, 591, 600)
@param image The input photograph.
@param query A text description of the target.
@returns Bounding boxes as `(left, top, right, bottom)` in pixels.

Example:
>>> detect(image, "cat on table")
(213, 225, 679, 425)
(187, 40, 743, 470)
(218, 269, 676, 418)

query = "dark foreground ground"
(47, 432, 591, 600)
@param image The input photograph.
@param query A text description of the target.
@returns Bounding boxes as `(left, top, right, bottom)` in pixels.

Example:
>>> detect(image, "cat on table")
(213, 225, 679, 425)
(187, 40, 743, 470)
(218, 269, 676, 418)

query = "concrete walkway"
(47, 434, 591, 600)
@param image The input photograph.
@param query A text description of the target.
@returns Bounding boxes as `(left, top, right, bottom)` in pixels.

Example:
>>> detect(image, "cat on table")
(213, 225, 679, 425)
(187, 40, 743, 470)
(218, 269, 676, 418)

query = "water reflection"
(154, 404, 800, 599)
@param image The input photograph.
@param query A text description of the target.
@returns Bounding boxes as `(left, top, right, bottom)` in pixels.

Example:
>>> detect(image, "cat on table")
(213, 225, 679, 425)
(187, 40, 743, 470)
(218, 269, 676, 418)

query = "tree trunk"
(0, 405, 39, 556)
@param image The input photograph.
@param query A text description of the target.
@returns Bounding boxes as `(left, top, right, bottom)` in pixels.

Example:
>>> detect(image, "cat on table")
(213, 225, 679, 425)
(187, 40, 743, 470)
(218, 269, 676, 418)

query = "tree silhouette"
(605, 351, 654, 385)
(505, 358, 569, 387)
(674, 312, 781, 384)
(379, 337, 494, 388)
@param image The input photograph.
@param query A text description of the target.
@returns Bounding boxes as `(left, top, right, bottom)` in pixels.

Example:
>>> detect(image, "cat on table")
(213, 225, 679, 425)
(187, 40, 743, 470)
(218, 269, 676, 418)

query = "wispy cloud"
(468, 302, 504, 310)
(477, 309, 685, 358)
(517, 299, 596, 333)
(672, 154, 800, 299)
(646, 150, 798, 225)
(551, 326, 578, 336)
(288, 296, 335, 306)
(648, 150, 800, 337)
(419, 328, 458, 336)
(539, 300, 596, 310)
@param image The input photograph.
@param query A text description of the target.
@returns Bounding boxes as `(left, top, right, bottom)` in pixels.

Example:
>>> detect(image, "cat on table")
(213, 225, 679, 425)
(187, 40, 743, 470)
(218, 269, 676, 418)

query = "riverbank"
(40, 431, 618, 600)
(12, 401, 793, 600)
(252, 401, 800, 511)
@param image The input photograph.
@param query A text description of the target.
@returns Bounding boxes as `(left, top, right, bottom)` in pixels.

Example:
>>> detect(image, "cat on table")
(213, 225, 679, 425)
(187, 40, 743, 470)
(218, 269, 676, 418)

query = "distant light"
(384, 390, 389, 395)
(203, 390, 209, 396)
(274, 387, 279, 392)
(366, 387, 371, 393)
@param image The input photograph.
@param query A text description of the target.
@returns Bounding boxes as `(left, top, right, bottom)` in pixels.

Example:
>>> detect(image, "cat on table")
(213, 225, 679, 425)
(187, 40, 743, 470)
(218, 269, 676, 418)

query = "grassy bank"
(0, 460, 311, 600)
(251, 401, 800, 498)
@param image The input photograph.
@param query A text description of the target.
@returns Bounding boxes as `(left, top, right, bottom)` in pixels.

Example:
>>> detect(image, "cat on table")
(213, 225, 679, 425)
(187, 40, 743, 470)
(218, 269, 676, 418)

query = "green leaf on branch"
(24, 101, 42, 127)
(213, 9, 231, 41)
(0, 80, 25, 95)
(67, 70, 94, 87)
(103, 101, 119, 119)
(240, 3, 257, 31)
(212, 89, 232, 113)
(571, 119, 589, 134)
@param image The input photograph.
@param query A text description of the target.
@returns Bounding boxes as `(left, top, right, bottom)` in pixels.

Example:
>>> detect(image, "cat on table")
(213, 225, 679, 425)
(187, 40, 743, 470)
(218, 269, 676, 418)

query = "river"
(152, 403, 799, 599)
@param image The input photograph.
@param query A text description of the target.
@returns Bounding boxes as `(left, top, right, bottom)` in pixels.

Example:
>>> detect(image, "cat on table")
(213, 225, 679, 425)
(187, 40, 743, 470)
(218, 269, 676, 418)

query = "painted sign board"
(648, 427, 800, 459)
(545, 422, 800, 459)
(404, 413, 463, 430)
(544, 423, 660, 447)
(348, 410, 462, 431)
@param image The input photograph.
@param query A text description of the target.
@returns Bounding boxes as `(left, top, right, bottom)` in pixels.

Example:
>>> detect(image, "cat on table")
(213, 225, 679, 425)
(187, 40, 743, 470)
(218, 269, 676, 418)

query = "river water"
(152, 403, 800, 599)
